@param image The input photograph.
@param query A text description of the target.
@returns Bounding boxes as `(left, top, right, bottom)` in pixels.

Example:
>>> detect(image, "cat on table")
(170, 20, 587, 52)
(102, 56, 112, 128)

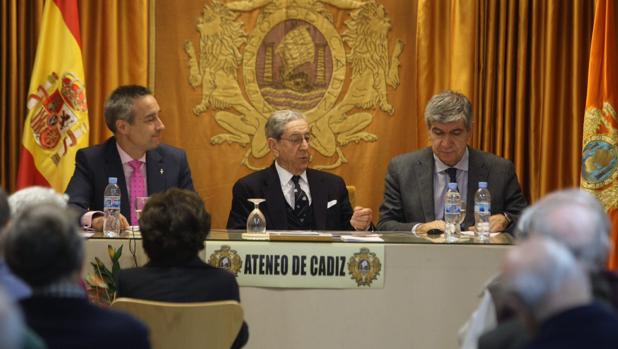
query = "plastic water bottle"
(444, 182, 461, 242)
(103, 177, 121, 237)
(474, 182, 491, 241)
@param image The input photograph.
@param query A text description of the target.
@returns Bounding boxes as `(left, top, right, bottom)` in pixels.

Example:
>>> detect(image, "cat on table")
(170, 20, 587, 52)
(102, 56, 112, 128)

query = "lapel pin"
(160, 168, 164, 175)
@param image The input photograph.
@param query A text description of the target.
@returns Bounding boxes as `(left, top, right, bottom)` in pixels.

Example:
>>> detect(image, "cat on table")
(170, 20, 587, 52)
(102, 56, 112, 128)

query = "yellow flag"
(581, 0, 618, 269)
(17, 0, 89, 192)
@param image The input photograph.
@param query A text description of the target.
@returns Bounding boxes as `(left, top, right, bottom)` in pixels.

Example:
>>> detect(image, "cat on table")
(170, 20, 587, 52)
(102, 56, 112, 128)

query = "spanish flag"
(581, 0, 618, 269)
(16, 0, 89, 192)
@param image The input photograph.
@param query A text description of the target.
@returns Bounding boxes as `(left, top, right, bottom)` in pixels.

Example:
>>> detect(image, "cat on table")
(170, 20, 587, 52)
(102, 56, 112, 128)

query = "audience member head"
(104, 85, 153, 133)
(502, 236, 591, 325)
(515, 188, 610, 272)
(265, 110, 310, 175)
(4, 204, 83, 289)
(0, 188, 9, 230)
(0, 287, 24, 349)
(8, 186, 68, 219)
(425, 91, 472, 166)
(140, 188, 211, 265)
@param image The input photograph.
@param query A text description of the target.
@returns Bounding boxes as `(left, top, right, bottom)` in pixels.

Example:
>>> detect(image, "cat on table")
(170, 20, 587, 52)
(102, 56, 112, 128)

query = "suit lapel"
(263, 164, 288, 229)
(466, 148, 489, 226)
(146, 149, 165, 195)
(103, 138, 130, 217)
(307, 169, 327, 229)
(416, 148, 436, 221)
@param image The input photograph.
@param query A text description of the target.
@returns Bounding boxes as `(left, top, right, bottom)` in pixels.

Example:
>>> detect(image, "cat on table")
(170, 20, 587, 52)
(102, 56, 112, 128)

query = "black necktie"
(445, 167, 457, 183)
(291, 175, 309, 222)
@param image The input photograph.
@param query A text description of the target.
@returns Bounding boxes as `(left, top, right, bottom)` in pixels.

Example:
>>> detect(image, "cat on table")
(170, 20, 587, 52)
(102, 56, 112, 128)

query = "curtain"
(417, 0, 594, 204)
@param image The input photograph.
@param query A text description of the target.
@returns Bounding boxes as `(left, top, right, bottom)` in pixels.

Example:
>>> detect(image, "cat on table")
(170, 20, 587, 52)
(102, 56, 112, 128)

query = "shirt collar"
(116, 142, 146, 165)
(275, 161, 307, 186)
(433, 147, 469, 174)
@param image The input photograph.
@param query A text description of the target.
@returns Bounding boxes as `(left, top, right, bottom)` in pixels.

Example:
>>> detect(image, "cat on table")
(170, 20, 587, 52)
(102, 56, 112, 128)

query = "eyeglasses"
(280, 134, 311, 145)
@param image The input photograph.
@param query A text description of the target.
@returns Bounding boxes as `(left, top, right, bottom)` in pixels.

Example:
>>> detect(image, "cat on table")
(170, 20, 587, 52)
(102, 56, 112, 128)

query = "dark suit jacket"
(525, 303, 618, 349)
(226, 163, 354, 230)
(117, 258, 248, 349)
(65, 137, 194, 220)
(20, 296, 150, 349)
(377, 147, 527, 233)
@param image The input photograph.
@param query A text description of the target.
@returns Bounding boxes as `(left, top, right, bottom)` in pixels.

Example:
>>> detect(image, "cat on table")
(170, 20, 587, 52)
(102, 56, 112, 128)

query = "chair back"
(111, 298, 243, 349)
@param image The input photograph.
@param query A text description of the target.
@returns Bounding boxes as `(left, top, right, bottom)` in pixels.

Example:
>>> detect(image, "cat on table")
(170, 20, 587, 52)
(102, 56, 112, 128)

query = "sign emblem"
(185, 0, 404, 169)
(208, 245, 243, 276)
(582, 102, 618, 208)
(348, 247, 381, 287)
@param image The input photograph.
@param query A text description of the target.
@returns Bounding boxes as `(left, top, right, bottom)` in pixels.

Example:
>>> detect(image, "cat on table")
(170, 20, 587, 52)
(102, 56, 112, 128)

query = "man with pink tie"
(65, 85, 194, 230)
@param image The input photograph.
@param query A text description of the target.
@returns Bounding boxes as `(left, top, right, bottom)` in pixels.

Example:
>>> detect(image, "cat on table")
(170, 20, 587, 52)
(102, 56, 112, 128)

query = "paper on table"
(340, 234, 384, 242)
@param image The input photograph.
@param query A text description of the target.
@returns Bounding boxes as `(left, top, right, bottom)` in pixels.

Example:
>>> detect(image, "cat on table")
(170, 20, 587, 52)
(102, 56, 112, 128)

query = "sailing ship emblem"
(185, 0, 404, 169)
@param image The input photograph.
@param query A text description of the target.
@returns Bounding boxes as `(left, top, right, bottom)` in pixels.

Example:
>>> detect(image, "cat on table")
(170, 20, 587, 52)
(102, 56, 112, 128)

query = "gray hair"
(8, 186, 68, 218)
(5, 204, 83, 288)
(424, 90, 473, 130)
(515, 188, 610, 272)
(104, 85, 152, 133)
(503, 236, 587, 319)
(265, 110, 306, 139)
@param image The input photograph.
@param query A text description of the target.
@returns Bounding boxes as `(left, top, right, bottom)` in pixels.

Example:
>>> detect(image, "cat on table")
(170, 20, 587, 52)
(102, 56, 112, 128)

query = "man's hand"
(350, 206, 373, 231)
(416, 220, 446, 234)
(489, 214, 508, 232)
(92, 214, 130, 232)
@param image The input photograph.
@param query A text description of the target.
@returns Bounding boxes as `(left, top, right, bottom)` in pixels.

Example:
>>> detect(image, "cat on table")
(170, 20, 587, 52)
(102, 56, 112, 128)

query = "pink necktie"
(128, 160, 146, 225)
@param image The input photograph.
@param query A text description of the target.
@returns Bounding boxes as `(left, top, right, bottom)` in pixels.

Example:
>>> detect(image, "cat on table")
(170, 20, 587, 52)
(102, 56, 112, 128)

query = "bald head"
(503, 236, 591, 321)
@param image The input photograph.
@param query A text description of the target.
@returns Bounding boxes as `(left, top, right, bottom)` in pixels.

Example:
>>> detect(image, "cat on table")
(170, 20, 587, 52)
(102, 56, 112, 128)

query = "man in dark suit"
(65, 85, 194, 230)
(117, 188, 248, 348)
(226, 110, 373, 231)
(378, 90, 526, 233)
(5, 203, 150, 349)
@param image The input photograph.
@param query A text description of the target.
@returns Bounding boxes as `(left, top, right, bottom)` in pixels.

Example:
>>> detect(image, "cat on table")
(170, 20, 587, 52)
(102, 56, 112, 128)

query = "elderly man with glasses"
(227, 110, 373, 231)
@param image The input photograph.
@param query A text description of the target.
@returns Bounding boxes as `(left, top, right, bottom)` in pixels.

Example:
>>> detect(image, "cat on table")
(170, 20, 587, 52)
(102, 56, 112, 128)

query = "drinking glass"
(135, 197, 150, 225)
(246, 198, 266, 233)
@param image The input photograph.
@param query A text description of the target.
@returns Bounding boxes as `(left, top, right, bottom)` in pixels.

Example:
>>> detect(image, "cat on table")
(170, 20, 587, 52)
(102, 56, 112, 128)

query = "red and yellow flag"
(17, 0, 89, 192)
(580, 0, 618, 269)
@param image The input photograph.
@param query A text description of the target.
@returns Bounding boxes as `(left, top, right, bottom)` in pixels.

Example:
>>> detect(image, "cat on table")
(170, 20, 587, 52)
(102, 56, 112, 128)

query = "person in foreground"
(117, 188, 248, 348)
(227, 110, 373, 231)
(4, 203, 150, 349)
(378, 90, 527, 234)
(501, 236, 618, 349)
(475, 188, 618, 349)
(65, 85, 194, 231)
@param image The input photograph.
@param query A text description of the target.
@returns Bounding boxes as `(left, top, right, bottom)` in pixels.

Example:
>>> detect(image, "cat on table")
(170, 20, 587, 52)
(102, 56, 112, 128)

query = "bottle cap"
(448, 182, 458, 190)
(108, 177, 118, 184)
(479, 181, 488, 189)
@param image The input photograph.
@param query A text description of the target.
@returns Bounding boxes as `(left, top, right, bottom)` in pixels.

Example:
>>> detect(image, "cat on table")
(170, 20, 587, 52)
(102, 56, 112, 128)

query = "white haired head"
(8, 186, 69, 218)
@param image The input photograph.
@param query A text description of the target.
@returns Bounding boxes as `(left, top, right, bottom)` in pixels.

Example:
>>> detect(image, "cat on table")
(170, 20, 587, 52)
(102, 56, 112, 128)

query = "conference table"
(83, 230, 512, 349)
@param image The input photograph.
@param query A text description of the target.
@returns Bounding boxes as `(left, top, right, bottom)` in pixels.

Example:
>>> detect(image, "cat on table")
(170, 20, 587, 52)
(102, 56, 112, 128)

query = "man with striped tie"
(227, 110, 372, 231)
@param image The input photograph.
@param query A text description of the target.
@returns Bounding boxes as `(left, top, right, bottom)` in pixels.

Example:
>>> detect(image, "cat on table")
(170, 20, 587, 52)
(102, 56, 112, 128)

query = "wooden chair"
(111, 298, 244, 349)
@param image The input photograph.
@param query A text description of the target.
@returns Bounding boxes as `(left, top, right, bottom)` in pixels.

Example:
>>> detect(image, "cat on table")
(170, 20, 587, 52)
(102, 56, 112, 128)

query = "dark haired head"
(5, 204, 83, 288)
(104, 85, 152, 133)
(140, 188, 211, 264)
